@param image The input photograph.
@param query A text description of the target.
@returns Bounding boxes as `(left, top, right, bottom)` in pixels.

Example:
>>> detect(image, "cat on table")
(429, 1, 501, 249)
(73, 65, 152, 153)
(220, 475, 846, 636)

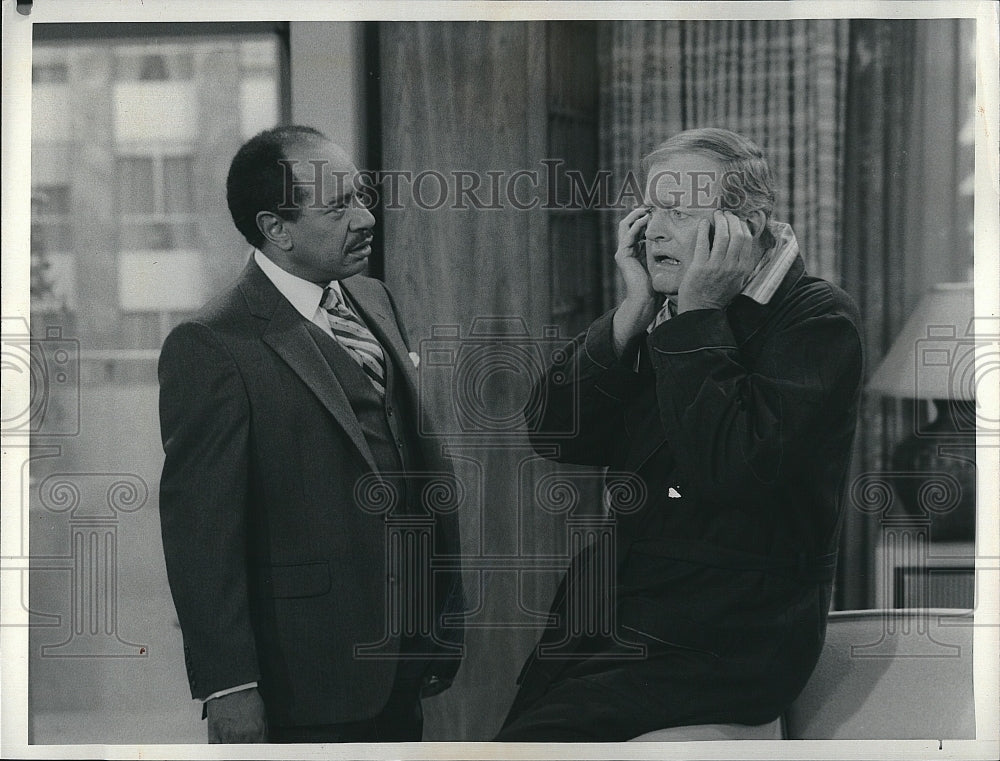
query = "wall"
(290, 22, 367, 164)
(378, 22, 607, 741)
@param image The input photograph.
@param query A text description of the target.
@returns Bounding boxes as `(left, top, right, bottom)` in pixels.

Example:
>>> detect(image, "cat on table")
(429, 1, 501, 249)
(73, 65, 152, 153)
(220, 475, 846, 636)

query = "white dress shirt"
(253, 249, 343, 338)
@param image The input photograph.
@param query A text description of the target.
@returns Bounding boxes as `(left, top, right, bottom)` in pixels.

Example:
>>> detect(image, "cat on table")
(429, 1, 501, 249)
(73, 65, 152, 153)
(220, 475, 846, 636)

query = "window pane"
(32, 62, 69, 84)
(117, 157, 156, 214)
(118, 311, 162, 349)
(115, 49, 195, 82)
(28, 28, 287, 747)
(139, 53, 170, 81)
(163, 156, 195, 213)
(240, 38, 278, 72)
(113, 53, 144, 81)
(32, 221, 73, 252)
(33, 184, 72, 215)
(120, 221, 173, 250)
(239, 37, 280, 138)
(171, 51, 195, 80)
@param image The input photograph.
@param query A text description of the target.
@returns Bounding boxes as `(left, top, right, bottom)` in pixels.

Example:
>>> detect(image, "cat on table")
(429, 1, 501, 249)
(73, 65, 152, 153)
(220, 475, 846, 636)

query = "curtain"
(599, 19, 849, 299)
(837, 20, 918, 609)
(838, 19, 976, 609)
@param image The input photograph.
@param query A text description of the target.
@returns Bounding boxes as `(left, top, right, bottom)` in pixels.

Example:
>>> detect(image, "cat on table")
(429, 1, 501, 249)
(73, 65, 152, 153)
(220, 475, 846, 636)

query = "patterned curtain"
(598, 20, 849, 300)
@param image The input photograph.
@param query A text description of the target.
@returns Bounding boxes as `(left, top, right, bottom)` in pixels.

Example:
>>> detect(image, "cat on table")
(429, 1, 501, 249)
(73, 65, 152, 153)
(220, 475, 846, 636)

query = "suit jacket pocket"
(259, 561, 331, 599)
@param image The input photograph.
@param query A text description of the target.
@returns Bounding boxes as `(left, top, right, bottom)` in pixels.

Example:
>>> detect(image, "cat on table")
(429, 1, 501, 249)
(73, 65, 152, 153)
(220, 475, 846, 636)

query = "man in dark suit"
(496, 128, 864, 741)
(157, 125, 463, 743)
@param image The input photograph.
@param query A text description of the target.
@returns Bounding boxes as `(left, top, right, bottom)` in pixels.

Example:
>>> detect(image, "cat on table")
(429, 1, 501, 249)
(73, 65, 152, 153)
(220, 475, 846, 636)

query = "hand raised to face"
(614, 206, 656, 309)
(610, 206, 669, 354)
(677, 210, 762, 314)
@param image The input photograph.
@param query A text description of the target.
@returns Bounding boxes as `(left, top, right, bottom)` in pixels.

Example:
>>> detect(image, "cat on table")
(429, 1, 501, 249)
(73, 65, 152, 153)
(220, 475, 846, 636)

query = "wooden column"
(379, 21, 604, 740)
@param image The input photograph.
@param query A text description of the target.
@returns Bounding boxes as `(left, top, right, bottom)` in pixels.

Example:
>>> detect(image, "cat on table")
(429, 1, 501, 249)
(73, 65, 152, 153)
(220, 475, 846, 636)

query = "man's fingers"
(622, 205, 651, 224)
(206, 688, 268, 744)
(711, 210, 731, 259)
(736, 217, 757, 267)
(722, 214, 753, 270)
(209, 718, 268, 743)
(630, 213, 650, 240)
(693, 218, 712, 262)
(617, 206, 649, 236)
(616, 209, 650, 259)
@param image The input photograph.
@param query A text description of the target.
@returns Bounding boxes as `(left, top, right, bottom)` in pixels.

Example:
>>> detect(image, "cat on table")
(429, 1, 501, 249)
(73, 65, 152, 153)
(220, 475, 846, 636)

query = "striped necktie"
(321, 285, 386, 396)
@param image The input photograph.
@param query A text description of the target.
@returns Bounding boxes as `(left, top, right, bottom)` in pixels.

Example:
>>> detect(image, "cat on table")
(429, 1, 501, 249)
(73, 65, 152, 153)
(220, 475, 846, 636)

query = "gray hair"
(642, 128, 777, 250)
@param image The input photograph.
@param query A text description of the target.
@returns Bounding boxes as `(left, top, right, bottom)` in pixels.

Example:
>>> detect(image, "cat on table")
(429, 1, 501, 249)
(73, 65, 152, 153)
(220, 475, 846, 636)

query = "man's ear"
(744, 210, 768, 241)
(257, 211, 293, 250)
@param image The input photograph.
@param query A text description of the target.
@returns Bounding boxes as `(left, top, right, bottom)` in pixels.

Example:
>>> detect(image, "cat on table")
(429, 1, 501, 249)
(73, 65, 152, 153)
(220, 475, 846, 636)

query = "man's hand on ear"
(612, 206, 664, 354)
(677, 210, 762, 314)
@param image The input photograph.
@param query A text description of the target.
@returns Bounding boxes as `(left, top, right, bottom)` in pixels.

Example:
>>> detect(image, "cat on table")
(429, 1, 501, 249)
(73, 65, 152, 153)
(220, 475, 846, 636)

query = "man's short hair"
(226, 125, 327, 249)
(642, 128, 777, 250)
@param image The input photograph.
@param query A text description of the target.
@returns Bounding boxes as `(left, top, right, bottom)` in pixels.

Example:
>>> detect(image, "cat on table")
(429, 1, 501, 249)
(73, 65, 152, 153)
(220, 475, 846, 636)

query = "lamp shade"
(867, 283, 975, 400)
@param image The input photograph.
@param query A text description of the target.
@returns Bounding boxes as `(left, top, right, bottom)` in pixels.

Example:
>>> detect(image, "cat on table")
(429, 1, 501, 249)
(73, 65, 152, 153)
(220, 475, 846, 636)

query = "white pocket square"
(667, 487, 682, 499)
(409, 351, 420, 368)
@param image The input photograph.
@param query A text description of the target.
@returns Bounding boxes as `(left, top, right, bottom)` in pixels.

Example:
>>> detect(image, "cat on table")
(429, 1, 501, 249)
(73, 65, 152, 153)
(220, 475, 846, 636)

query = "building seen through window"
(31, 31, 284, 382)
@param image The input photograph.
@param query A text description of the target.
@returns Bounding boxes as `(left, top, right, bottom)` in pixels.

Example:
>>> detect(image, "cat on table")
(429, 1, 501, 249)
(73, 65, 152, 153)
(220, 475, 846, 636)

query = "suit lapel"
(341, 277, 419, 402)
(239, 259, 380, 474)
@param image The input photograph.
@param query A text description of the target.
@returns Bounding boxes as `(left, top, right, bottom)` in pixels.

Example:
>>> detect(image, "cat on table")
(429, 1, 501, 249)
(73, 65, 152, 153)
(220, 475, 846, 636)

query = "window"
(31, 185, 73, 310)
(31, 184, 72, 256)
(114, 48, 194, 81)
(116, 153, 197, 250)
(32, 61, 69, 84)
(30, 25, 288, 380)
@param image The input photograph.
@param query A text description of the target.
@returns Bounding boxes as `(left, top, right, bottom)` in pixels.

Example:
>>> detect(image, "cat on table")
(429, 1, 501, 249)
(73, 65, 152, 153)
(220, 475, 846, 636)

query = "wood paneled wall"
(379, 22, 602, 740)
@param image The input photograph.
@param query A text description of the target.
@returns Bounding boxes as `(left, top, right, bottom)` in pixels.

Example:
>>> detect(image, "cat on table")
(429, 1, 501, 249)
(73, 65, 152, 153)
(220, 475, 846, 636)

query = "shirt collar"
(253, 249, 342, 322)
(741, 221, 798, 304)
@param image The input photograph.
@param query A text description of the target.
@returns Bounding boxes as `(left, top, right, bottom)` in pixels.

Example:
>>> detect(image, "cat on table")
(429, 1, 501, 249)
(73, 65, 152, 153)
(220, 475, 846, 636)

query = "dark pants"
(494, 644, 786, 742)
(268, 675, 423, 743)
(495, 675, 654, 742)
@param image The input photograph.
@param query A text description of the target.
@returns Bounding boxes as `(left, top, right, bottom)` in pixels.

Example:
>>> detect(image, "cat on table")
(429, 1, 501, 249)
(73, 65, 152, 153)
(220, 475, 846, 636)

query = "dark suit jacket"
(158, 258, 463, 727)
(511, 256, 864, 732)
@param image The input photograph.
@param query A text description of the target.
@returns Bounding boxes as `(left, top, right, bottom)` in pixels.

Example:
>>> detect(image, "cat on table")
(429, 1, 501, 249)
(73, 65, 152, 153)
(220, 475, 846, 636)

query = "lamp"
(867, 282, 977, 542)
